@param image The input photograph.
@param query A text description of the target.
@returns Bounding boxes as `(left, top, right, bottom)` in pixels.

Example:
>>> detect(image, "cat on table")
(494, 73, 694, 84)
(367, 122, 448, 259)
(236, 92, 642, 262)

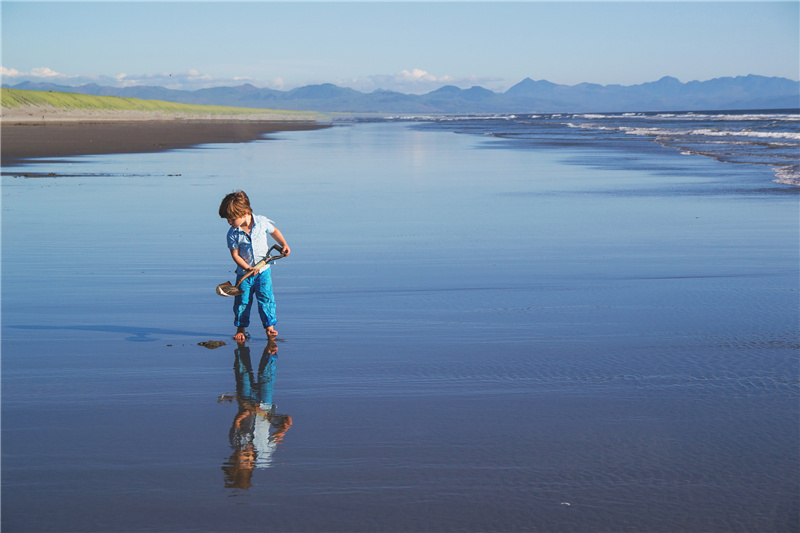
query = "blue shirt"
(226, 214, 276, 274)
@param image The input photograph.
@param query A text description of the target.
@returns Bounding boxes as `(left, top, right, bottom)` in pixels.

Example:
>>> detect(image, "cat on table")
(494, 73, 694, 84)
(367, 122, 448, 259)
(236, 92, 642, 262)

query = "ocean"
(2, 112, 798, 532)
(388, 109, 800, 187)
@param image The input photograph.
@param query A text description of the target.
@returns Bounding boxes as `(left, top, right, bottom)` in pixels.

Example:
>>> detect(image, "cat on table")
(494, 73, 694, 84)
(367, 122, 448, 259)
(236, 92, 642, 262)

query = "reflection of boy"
(219, 190, 291, 342)
(222, 341, 293, 489)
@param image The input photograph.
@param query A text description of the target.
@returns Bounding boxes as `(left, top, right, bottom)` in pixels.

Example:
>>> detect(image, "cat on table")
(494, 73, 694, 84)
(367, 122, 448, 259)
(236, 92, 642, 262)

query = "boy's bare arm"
(270, 227, 291, 256)
(230, 248, 255, 273)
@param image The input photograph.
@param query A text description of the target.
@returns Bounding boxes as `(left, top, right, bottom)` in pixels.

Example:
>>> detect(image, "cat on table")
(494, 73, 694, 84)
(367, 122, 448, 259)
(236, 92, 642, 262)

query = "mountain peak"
(505, 78, 559, 97)
(428, 85, 462, 95)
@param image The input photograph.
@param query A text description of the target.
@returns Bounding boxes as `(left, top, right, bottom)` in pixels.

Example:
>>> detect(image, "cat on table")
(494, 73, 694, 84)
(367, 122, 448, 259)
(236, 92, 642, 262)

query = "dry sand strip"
(1, 118, 331, 163)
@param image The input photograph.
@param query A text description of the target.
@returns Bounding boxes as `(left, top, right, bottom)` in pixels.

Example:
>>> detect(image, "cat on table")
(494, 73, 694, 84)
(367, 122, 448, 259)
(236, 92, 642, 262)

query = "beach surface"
(2, 113, 330, 162)
(2, 119, 797, 532)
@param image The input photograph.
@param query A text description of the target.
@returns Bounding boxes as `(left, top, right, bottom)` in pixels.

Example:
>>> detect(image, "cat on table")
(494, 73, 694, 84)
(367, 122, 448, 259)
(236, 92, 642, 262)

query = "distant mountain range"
(6, 75, 799, 114)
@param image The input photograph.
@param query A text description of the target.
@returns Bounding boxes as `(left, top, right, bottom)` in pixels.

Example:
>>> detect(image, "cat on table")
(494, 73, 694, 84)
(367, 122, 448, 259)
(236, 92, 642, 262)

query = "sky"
(2, 1, 798, 94)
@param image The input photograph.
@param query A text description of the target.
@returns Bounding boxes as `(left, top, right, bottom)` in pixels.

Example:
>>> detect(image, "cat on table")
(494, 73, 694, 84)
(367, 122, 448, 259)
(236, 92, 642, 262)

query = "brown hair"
(219, 190, 253, 218)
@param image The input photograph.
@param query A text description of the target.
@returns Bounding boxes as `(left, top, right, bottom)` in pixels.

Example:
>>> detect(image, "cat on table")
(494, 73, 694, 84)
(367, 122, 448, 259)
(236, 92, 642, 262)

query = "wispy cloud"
(2, 66, 505, 94)
(2, 66, 74, 81)
(338, 68, 506, 94)
(1, 66, 286, 91)
(115, 70, 231, 90)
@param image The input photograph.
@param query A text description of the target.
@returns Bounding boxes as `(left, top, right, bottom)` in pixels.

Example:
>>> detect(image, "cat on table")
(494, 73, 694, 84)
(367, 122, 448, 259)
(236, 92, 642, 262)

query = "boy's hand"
(281, 244, 291, 256)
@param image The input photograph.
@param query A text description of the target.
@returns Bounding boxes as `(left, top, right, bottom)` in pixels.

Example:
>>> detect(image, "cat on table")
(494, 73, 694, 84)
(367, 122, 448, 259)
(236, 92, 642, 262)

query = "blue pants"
(233, 268, 277, 329)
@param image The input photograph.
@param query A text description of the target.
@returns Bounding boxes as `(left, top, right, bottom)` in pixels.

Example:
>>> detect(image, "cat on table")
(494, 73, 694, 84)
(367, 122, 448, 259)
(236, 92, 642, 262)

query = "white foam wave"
(620, 126, 675, 136)
(576, 113, 646, 119)
(655, 113, 800, 122)
(384, 114, 519, 122)
(568, 122, 616, 131)
(690, 128, 800, 140)
(434, 114, 515, 122)
(570, 112, 800, 122)
(772, 165, 800, 186)
(569, 112, 794, 121)
(614, 126, 800, 141)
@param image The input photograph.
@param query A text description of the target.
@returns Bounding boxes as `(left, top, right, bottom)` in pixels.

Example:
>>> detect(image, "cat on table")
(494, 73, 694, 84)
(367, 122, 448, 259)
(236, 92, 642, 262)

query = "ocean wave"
(438, 114, 516, 121)
(613, 126, 800, 141)
(773, 165, 800, 186)
(690, 128, 800, 140)
(656, 113, 800, 122)
(383, 114, 518, 122)
(568, 112, 800, 122)
(567, 122, 616, 131)
(567, 117, 800, 187)
(410, 111, 800, 188)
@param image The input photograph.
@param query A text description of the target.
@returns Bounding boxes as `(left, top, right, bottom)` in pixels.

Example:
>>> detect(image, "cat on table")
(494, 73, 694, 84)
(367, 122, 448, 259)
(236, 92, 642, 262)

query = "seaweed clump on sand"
(198, 340, 227, 349)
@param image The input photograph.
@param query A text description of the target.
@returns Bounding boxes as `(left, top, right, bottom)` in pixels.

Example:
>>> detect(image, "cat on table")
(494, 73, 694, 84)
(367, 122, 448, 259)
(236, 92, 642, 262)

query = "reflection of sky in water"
(1, 123, 798, 532)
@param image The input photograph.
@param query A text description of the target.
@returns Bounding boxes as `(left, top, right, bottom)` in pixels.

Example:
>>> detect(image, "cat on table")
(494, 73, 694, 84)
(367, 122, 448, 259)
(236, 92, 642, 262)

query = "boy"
(219, 191, 291, 342)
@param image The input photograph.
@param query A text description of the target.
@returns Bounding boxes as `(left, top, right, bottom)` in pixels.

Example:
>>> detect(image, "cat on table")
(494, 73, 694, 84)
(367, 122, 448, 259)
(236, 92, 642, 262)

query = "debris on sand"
(198, 340, 227, 349)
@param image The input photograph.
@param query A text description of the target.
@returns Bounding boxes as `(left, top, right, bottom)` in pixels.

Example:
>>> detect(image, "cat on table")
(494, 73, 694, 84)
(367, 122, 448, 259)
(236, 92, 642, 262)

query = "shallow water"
(2, 122, 798, 532)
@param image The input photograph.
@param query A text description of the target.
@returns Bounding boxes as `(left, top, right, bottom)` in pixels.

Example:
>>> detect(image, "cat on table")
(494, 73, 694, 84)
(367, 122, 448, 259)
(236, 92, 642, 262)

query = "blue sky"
(2, 1, 798, 93)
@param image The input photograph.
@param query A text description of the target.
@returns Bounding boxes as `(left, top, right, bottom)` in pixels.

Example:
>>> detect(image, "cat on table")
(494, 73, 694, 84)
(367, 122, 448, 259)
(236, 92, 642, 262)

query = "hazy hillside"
(6, 75, 799, 114)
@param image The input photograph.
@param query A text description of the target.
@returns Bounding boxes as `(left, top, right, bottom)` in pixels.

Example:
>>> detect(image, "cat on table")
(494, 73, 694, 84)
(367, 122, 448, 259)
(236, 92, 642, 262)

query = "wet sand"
(2, 121, 797, 532)
(1, 119, 331, 163)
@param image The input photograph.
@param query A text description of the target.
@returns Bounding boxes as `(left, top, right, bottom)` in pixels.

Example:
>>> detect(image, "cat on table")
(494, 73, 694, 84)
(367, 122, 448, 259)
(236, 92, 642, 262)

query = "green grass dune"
(1, 88, 317, 118)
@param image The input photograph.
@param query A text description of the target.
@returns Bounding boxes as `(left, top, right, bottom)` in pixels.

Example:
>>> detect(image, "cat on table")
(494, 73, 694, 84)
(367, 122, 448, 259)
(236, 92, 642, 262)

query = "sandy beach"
(1, 110, 330, 162)
(2, 118, 797, 532)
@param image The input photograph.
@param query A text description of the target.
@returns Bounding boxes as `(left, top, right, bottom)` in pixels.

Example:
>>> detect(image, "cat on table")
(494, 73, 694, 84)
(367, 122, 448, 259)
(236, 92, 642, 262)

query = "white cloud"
(396, 68, 437, 83)
(2, 66, 74, 81)
(338, 68, 505, 94)
(112, 71, 218, 89)
(30, 67, 64, 78)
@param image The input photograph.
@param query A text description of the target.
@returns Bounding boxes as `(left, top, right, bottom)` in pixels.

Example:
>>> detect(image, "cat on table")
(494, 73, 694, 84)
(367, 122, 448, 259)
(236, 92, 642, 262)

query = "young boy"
(219, 191, 291, 342)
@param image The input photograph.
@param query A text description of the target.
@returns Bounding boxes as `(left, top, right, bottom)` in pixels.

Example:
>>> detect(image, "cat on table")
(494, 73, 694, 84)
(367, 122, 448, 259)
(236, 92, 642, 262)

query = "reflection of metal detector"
(215, 245, 286, 297)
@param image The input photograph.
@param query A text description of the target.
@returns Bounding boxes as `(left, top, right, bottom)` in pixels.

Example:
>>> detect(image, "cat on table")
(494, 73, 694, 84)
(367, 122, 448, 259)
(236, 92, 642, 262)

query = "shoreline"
(1, 113, 331, 163)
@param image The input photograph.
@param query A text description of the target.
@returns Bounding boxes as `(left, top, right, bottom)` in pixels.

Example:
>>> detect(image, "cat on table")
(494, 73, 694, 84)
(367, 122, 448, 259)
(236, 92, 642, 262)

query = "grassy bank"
(1, 88, 318, 119)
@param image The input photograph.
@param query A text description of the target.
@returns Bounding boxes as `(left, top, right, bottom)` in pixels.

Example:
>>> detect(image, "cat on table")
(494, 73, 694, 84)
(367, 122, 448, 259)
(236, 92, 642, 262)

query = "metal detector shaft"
(215, 245, 287, 297)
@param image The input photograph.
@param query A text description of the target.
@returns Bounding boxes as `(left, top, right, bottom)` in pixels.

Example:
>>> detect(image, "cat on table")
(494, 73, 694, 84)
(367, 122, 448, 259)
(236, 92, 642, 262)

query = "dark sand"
(1, 120, 330, 163)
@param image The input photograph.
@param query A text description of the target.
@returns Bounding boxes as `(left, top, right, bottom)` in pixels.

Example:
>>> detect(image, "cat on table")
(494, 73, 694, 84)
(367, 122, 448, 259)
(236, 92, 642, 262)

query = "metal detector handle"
(234, 258, 268, 288)
(264, 244, 287, 264)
